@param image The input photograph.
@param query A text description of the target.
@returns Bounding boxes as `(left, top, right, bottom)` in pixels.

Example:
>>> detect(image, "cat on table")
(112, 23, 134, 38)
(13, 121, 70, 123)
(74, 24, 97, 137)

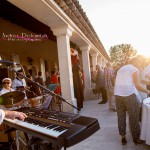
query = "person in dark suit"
(72, 61, 84, 111)
(96, 64, 107, 104)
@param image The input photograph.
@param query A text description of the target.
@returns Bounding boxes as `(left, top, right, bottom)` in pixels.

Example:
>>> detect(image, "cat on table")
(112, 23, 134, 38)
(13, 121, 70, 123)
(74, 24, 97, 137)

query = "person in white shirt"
(0, 78, 27, 124)
(0, 78, 15, 110)
(0, 109, 27, 125)
(0, 78, 24, 109)
(114, 56, 149, 145)
(12, 69, 27, 99)
(0, 78, 15, 96)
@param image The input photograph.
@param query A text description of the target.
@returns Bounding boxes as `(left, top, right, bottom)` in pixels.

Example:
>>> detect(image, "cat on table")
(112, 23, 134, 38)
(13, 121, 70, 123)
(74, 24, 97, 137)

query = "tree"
(109, 44, 137, 64)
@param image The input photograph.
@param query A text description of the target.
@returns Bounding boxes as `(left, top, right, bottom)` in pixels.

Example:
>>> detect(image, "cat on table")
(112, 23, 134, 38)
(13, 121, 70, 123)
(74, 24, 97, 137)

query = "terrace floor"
(68, 99, 150, 150)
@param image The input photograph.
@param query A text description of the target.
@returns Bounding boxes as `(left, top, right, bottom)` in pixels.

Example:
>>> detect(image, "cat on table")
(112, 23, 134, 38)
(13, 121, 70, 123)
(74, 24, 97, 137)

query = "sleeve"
(22, 79, 27, 86)
(0, 109, 5, 125)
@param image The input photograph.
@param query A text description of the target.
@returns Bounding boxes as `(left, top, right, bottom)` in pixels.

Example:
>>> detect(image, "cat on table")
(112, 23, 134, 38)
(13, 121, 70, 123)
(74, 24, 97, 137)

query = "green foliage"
(109, 44, 137, 64)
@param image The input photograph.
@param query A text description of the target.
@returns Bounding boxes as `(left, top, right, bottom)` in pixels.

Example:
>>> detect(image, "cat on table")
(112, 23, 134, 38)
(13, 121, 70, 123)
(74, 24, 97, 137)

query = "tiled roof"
(54, 0, 110, 61)
(0, 0, 110, 61)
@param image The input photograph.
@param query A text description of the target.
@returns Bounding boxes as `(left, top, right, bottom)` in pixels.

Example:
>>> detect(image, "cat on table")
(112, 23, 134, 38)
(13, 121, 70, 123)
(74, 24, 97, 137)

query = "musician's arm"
(0, 109, 27, 124)
(3, 110, 27, 121)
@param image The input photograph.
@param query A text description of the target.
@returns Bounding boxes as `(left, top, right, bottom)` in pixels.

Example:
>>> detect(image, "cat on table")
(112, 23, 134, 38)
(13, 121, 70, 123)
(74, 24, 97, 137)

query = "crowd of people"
(27, 69, 61, 97)
(0, 49, 85, 150)
(91, 62, 116, 111)
(0, 52, 150, 147)
(91, 55, 150, 145)
(0, 47, 85, 116)
(0, 47, 85, 122)
(0, 67, 62, 148)
(0, 66, 62, 116)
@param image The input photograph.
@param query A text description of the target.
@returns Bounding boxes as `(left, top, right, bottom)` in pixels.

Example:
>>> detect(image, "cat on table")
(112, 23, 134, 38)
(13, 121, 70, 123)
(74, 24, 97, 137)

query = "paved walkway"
(68, 99, 150, 150)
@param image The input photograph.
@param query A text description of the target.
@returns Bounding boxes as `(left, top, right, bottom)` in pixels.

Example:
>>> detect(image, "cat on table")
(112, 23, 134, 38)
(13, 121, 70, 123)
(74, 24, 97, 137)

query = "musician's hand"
(4, 110, 27, 120)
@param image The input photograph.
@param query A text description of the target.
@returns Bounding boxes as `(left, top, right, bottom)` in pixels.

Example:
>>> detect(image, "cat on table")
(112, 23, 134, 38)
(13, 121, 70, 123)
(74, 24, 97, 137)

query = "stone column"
(91, 52, 98, 71)
(80, 45, 93, 100)
(52, 25, 77, 113)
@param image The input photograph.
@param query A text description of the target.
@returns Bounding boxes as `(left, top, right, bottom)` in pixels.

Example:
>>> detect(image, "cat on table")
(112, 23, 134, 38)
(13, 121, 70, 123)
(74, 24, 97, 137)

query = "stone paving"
(68, 99, 150, 150)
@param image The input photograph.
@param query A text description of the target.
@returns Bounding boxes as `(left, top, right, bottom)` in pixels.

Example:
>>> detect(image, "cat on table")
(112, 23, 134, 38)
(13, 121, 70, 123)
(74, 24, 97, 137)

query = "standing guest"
(44, 71, 59, 93)
(35, 71, 44, 86)
(91, 70, 98, 99)
(28, 69, 36, 81)
(72, 61, 84, 111)
(104, 62, 116, 111)
(114, 56, 149, 145)
(91, 81, 97, 99)
(70, 48, 79, 66)
(51, 70, 61, 95)
(91, 70, 97, 83)
(44, 70, 59, 93)
(45, 71, 51, 87)
(26, 75, 38, 98)
(34, 71, 44, 95)
(96, 64, 107, 104)
(12, 69, 27, 99)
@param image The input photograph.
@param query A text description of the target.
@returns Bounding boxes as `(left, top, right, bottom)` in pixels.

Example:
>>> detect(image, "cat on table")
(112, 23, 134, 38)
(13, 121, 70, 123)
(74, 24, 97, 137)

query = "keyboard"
(4, 107, 100, 148)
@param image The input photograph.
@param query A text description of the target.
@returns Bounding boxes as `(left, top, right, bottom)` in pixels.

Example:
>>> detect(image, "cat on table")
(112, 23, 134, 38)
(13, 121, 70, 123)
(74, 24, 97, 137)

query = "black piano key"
(53, 126, 67, 132)
(47, 125, 58, 129)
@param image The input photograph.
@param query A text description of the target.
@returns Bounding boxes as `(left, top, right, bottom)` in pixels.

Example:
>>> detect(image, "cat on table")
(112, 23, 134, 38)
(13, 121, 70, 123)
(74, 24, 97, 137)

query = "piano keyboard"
(3, 107, 100, 148)
(4, 117, 68, 138)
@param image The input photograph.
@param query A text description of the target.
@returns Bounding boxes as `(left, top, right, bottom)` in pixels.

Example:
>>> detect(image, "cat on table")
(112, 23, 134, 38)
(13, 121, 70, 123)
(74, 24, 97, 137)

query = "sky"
(79, 0, 150, 57)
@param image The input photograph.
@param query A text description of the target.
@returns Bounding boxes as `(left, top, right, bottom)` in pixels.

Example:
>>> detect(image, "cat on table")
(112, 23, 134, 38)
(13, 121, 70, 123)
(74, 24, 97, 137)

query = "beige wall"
(0, 17, 58, 76)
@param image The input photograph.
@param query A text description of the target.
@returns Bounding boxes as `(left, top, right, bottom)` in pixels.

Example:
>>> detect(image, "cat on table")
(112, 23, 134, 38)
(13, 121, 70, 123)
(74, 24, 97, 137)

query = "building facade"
(0, 0, 110, 112)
